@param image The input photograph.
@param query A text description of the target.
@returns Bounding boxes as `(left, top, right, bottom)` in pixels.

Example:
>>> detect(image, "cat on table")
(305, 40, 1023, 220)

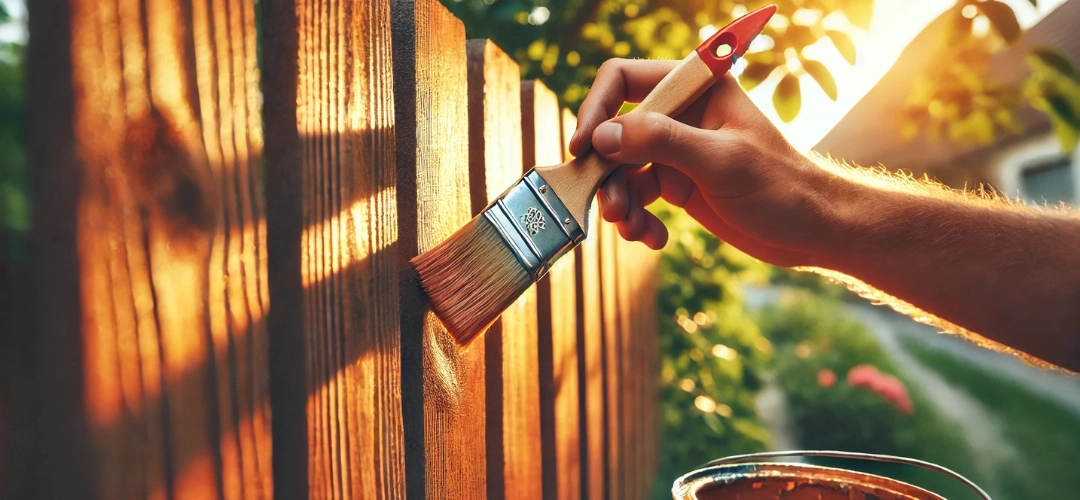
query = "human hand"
(569, 58, 842, 267)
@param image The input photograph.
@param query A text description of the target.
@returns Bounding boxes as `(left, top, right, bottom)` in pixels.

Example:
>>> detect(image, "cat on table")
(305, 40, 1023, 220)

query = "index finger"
(568, 59, 679, 157)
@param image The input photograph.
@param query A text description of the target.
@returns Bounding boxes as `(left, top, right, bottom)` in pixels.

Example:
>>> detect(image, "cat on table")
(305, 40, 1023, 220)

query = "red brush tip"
(695, 4, 777, 77)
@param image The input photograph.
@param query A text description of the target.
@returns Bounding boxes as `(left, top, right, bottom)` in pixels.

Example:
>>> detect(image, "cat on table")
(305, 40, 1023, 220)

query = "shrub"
(758, 291, 982, 498)
(651, 205, 776, 497)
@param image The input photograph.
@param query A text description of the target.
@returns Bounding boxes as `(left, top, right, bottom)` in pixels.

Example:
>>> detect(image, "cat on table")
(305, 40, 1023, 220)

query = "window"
(1020, 156, 1075, 204)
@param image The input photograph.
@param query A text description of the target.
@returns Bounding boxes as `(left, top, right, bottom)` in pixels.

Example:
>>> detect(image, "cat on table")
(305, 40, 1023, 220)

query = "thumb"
(591, 111, 715, 172)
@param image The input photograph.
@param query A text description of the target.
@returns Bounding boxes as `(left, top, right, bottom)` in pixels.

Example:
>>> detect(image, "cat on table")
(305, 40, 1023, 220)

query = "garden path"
(740, 285, 1080, 488)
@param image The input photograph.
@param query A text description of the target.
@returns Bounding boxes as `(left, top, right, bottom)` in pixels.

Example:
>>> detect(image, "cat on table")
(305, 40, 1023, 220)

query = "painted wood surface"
(27, 0, 271, 498)
(577, 208, 605, 500)
(391, 0, 486, 498)
(467, 39, 542, 500)
(612, 231, 662, 500)
(263, 0, 405, 497)
(25, 0, 665, 495)
(541, 108, 583, 500)
(599, 220, 624, 500)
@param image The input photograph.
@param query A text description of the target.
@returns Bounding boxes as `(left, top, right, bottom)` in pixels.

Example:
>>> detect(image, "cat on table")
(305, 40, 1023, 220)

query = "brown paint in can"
(675, 463, 948, 500)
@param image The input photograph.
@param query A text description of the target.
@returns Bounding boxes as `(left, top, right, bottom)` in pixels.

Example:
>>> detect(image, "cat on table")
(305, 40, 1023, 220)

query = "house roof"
(811, 0, 1080, 179)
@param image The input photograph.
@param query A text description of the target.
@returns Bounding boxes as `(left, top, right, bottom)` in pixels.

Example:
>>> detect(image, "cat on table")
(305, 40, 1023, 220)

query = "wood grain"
(467, 40, 542, 500)
(392, 0, 485, 498)
(27, 0, 270, 497)
(544, 108, 582, 500)
(615, 234, 662, 499)
(577, 206, 605, 500)
(524, 81, 578, 500)
(599, 220, 623, 500)
(621, 237, 642, 500)
(263, 0, 405, 498)
(534, 54, 715, 229)
(618, 236, 637, 499)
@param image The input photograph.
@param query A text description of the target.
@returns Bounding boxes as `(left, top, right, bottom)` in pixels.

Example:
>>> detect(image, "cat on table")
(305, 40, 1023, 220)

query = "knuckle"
(641, 112, 676, 146)
(597, 58, 624, 78)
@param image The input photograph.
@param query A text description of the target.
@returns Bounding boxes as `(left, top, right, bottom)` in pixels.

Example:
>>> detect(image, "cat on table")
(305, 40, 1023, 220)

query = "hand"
(570, 59, 840, 267)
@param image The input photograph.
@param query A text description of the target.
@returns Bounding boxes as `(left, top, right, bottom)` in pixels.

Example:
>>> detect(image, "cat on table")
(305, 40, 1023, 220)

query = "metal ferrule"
(481, 168, 585, 281)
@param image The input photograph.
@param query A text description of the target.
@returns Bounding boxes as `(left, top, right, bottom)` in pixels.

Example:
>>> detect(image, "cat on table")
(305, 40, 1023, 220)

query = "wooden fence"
(15, 0, 660, 498)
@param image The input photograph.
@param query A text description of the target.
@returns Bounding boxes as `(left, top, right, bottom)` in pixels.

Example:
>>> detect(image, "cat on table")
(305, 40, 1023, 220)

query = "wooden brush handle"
(535, 51, 721, 230)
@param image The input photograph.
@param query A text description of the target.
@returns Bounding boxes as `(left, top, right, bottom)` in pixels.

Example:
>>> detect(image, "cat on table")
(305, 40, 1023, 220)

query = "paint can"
(671, 450, 992, 500)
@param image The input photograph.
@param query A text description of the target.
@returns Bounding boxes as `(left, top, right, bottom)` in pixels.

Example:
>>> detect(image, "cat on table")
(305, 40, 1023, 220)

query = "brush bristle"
(412, 216, 533, 344)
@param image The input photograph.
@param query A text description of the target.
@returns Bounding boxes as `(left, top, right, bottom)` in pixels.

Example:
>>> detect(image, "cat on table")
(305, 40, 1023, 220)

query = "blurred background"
(3, 0, 1080, 498)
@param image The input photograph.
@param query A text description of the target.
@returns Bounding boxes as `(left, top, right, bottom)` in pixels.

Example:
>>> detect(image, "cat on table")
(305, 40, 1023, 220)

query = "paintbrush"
(413, 5, 777, 343)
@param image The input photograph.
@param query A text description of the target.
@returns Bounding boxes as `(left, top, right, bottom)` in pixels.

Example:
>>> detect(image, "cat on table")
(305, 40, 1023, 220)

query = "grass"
(901, 337, 1080, 500)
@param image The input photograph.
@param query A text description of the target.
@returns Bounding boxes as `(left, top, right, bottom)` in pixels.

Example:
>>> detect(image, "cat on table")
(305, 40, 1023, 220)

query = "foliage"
(758, 291, 981, 499)
(442, 0, 872, 117)
(1024, 47, 1080, 152)
(0, 9, 26, 255)
(447, 0, 1079, 150)
(900, 1, 1080, 152)
(902, 337, 1080, 499)
(650, 202, 776, 497)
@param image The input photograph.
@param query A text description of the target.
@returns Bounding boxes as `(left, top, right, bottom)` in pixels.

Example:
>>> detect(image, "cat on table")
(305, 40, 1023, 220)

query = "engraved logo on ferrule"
(520, 207, 546, 235)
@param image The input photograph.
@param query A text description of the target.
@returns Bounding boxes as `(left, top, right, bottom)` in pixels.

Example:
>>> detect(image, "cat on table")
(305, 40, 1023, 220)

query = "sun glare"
(750, 0, 1068, 151)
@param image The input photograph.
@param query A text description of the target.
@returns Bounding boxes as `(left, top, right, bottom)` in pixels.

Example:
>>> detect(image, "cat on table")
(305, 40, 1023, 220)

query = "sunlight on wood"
(300, 186, 397, 288)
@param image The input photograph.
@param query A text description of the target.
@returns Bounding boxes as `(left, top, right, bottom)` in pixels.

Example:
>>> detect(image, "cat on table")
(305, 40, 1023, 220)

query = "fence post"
(391, 0, 486, 497)
(577, 200, 605, 500)
(262, 0, 407, 497)
(599, 219, 623, 499)
(25, 0, 271, 497)
(523, 81, 577, 500)
(467, 40, 543, 500)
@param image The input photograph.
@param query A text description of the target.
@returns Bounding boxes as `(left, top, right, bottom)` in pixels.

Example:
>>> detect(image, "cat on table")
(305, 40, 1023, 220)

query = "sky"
(741, 0, 1070, 151)
(0, 0, 24, 45)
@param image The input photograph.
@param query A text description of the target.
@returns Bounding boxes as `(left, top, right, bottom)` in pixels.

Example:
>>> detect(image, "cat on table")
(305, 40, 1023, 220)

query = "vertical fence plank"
(263, 0, 406, 497)
(552, 109, 587, 500)
(642, 247, 661, 494)
(618, 236, 638, 500)
(612, 234, 661, 499)
(467, 39, 542, 500)
(391, 0, 485, 498)
(577, 208, 605, 500)
(522, 80, 573, 500)
(27, 0, 270, 497)
(599, 219, 623, 500)
(626, 238, 647, 500)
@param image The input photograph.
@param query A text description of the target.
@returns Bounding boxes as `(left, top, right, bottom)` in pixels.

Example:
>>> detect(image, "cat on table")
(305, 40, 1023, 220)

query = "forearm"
(811, 174, 1080, 371)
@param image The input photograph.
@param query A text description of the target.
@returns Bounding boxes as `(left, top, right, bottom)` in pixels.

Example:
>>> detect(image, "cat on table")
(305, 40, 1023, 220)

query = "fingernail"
(594, 122, 622, 155)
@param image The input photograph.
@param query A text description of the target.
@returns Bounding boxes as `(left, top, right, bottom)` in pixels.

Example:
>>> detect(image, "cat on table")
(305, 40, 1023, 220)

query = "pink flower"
(817, 369, 836, 387)
(846, 364, 880, 387)
(874, 375, 914, 414)
(845, 365, 914, 414)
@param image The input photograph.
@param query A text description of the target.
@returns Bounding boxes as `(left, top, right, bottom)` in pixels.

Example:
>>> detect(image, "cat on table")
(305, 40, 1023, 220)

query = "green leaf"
(840, 0, 874, 30)
(978, 0, 1021, 44)
(1030, 47, 1077, 79)
(826, 30, 856, 65)
(1047, 93, 1080, 129)
(1049, 114, 1079, 152)
(773, 73, 801, 122)
(0, 4, 9, 23)
(801, 58, 837, 100)
(1028, 0, 1038, 6)
(739, 61, 777, 91)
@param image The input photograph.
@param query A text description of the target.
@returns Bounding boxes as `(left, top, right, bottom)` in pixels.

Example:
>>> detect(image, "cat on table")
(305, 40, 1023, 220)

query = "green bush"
(758, 291, 983, 499)
(651, 204, 775, 497)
